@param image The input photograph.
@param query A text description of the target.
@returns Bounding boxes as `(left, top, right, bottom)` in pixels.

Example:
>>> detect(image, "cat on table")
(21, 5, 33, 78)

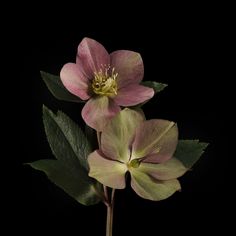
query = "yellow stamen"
(92, 65, 118, 97)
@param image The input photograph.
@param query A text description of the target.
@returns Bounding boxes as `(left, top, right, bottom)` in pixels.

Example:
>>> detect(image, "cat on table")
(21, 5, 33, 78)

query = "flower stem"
(106, 204, 113, 236)
(97, 131, 101, 148)
(105, 188, 115, 236)
(97, 132, 115, 236)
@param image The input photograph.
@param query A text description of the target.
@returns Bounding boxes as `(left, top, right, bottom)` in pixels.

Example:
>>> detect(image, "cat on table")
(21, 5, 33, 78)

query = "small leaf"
(40, 71, 84, 103)
(28, 160, 102, 205)
(141, 81, 168, 94)
(174, 140, 209, 168)
(28, 105, 103, 205)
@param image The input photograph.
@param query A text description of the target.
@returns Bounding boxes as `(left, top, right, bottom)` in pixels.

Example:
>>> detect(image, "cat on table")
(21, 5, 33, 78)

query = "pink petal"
(82, 96, 120, 131)
(60, 63, 90, 100)
(132, 120, 178, 163)
(88, 150, 127, 189)
(114, 84, 154, 106)
(101, 108, 145, 163)
(110, 50, 144, 89)
(76, 38, 110, 78)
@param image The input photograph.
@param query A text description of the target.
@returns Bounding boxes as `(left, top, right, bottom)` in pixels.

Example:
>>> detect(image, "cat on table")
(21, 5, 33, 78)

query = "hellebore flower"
(88, 109, 188, 201)
(60, 38, 154, 131)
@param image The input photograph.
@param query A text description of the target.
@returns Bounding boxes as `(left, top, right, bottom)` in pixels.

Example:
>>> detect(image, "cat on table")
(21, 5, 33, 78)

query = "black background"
(17, 6, 231, 236)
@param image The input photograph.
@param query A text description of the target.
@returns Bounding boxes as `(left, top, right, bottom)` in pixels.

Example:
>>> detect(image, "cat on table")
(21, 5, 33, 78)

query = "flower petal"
(76, 38, 110, 78)
(138, 158, 187, 180)
(110, 50, 144, 89)
(132, 120, 178, 163)
(130, 168, 181, 201)
(82, 96, 120, 131)
(141, 153, 174, 164)
(60, 63, 90, 100)
(114, 84, 154, 106)
(101, 108, 145, 163)
(88, 150, 127, 189)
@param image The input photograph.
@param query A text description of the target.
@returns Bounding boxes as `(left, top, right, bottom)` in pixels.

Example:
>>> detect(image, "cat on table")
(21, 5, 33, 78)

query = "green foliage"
(28, 106, 103, 205)
(175, 140, 209, 168)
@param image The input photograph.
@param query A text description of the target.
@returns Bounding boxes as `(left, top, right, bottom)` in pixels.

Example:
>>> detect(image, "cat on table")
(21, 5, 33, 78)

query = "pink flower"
(60, 38, 154, 131)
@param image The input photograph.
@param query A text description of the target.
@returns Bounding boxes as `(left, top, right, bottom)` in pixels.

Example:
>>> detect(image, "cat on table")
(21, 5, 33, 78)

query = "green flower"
(88, 108, 188, 201)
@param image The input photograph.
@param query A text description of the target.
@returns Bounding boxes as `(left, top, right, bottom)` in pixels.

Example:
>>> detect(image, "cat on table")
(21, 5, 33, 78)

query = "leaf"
(28, 160, 102, 205)
(43, 105, 91, 170)
(40, 71, 84, 103)
(28, 105, 103, 205)
(174, 140, 209, 168)
(141, 81, 168, 94)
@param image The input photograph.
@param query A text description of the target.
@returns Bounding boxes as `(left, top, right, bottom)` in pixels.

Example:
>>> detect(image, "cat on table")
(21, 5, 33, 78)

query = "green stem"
(97, 131, 101, 148)
(106, 188, 115, 236)
(97, 132, 115, 236)
(106, 204, 113, 236)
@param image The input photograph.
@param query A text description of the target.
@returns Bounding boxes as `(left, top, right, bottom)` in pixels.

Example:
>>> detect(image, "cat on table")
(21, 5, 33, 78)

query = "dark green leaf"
(28, 160, 102, 205)
(40, 71, 84, 103)
(43, 105, 92, 170)
(174, 140, 209, 168)
(141, 81, 168, 94)
(28, 105, 103, 205)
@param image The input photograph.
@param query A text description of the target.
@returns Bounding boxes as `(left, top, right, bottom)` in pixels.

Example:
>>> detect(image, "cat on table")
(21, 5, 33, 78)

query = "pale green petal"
(130, 168, 181, 201)
(138, 158, 188, 180)
(132, 119, 178, 163)
(88, 150, 128, 189)
(101, 108, 145, 163)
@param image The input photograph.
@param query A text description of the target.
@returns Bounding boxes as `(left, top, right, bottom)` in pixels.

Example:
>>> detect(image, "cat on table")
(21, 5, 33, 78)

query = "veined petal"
(114, 84, 154, 106)
(138, 158, 188, 180)
(132, 120, 178, 163)
(142, 153, 173, 164)
(82, 96, 120, 132)
(76, 38, 110, 77)
(101, 108, 145, 163)
(110, 50, 144, 89)
(60, 63, 90, 100)
(88, 150, 127, 189)
(130, 168, 181, 201)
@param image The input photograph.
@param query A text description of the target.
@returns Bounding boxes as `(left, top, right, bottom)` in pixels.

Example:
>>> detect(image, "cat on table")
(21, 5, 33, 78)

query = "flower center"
(92, 65, 118, 97)
(127, 159, 141, 169)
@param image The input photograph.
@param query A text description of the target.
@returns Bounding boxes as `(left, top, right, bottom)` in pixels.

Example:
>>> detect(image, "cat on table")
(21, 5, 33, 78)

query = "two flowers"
(60, 38, 188, 200)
